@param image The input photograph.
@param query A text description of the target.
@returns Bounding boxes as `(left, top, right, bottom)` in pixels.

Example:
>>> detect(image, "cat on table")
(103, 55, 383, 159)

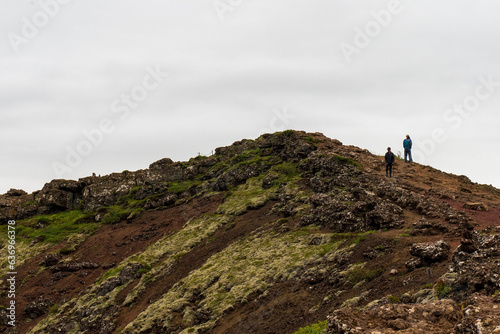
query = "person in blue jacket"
(403, 134, 413, 163)
(385, 147, 395, 177)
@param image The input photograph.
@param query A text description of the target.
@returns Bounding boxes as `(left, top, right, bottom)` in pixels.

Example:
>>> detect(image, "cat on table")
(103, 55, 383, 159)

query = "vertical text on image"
(6, 220, 17, 327)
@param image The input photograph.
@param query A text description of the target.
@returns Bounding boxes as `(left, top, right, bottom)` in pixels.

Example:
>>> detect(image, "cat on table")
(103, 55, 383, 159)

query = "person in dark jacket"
(403, 134, 413, 163)
(385, 147, 395, 177)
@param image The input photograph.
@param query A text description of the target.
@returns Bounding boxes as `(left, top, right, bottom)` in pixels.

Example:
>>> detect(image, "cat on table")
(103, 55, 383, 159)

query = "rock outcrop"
(327, 294, 500, 334)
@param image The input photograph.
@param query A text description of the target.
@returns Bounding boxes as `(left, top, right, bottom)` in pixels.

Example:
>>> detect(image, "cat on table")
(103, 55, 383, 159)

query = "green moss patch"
(293, 320, 328, 334)
(217, 176, 278, 215)
(5, 210, 97, 244)
(124, 230, 345, 333)
(333, 155, 360, 167)
(342, 262, 384, 286)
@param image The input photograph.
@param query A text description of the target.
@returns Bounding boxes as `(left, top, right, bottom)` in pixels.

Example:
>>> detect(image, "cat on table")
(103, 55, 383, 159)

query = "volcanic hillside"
(1, 131, 500, 334)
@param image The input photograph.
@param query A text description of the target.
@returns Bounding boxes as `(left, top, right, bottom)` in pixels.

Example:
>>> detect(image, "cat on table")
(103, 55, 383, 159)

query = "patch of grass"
(237, 154, 280, 168)
(116, 186, 148, 208)
(272, 162, 300, 180)
(317, 242, 341, 257)
(347, 264, 383, 286)
(277, 218, 289, 225)
(167, 180, 203, 194)
(217, 176, 278, 215)
(100, 206, 134, 225)
(352, 230, 377, 245)
(11, 210, 98, 244)
(49, 304, 59, 315)
(137, 264, 152, 275)
(280, 129, 296, 137)
(398, 229, 413, 237)
(172, 251, 188, 261)
(353, 236, 366, 245)
(189, 155, 208, 163)
(291, 226, 322, 238)
(224, 148, 262, 167)
(224, 220, 236, 231)
(293, 320, 328, 334)
(333, 155, 360, 167)
(303, 136, 322, 146)
(58, 245, 77, 255)
(99, 188, 147, 224)
(435, 280, 451, 299)
(387, 295, 400, 304)
(97, 266, 123, 284)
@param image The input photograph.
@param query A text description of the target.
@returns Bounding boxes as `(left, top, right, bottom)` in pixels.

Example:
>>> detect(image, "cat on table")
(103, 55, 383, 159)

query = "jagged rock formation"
(327, 294, 500, 333)
(326, 225, 500, 333)
(0, 130, 499, 334)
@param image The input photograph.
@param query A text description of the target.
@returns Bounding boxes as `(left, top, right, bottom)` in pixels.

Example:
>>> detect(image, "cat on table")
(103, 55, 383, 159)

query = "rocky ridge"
(0, 130, 499, 334)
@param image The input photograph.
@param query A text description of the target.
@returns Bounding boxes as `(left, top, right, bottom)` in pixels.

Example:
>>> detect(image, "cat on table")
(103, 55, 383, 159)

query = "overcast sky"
(1, 0, 499, 194)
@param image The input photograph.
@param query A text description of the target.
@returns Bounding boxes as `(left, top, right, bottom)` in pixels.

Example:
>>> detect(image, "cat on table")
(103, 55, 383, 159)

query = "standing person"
(403, 134, 413, 163)
(385, 147, 395, 178)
